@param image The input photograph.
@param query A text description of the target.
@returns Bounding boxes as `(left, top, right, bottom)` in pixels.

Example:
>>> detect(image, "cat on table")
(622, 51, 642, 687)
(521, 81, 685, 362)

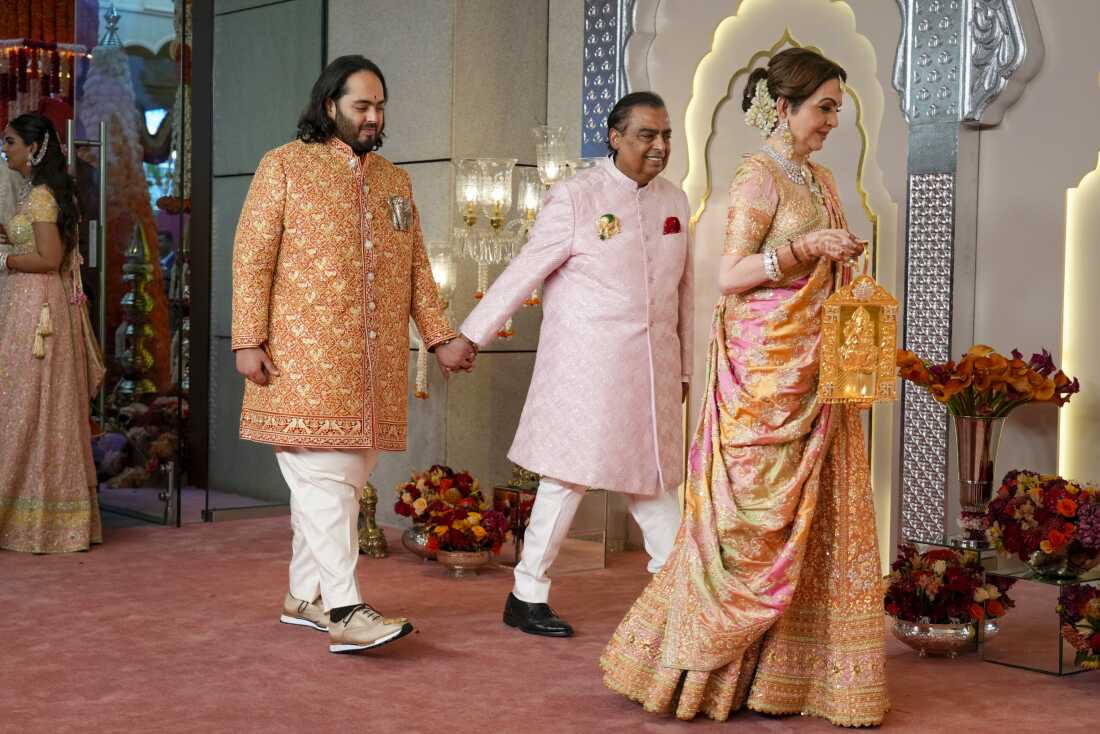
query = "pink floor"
(1, 517, 1096, 733)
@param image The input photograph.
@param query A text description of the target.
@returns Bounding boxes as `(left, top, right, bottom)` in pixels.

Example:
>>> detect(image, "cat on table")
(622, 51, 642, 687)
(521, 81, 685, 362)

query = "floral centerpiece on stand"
(897, 345, 1080, 543)
(1058, 585, 1100, 670)
(393, 465, 508, 573)
(393, 464, 476, 525)
(985, 469, 1100, 578)
(884, 543, 1016, 656)
(394, 465, 477, 558)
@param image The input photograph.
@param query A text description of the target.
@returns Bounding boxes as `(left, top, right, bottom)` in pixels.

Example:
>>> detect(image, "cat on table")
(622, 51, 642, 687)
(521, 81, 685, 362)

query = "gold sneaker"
(279, 593, 330, 632)
(328, 604, 414, 653)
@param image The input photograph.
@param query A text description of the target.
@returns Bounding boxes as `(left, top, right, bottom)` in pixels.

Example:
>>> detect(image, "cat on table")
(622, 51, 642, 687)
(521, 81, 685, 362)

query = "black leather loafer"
(502, 592, 574, 637)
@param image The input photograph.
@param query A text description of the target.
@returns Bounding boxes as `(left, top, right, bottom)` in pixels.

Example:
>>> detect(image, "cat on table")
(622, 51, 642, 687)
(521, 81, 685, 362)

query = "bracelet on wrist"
(762, 248, 782, 281)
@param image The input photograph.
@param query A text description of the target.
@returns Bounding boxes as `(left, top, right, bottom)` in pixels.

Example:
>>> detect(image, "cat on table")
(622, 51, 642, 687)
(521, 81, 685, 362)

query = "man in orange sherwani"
(232, 56, 474, 654)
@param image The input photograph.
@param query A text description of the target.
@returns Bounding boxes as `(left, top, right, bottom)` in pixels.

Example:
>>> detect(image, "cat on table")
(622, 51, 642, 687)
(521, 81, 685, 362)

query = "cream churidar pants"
(275, 447, 380, 611)
(513, 476, 681, 604)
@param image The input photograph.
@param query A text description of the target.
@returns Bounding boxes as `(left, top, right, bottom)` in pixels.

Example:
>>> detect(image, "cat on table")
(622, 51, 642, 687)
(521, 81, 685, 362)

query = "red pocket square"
(663, 216, 681, 235)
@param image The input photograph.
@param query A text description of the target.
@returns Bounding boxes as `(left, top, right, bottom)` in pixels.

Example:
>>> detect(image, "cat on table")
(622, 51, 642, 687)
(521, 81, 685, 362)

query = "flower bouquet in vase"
(985, 470, 1100, 579)
(394, 465, 481, 560)
(884, 543, 1016, 657)
(426, 496, 509, 579)
(897, 345, 1079, 545)
(1058, 585, 1100, 670)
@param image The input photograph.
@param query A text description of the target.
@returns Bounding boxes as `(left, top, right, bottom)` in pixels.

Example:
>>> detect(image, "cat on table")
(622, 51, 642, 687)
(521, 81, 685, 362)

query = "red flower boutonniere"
(663, 216, 681, 235)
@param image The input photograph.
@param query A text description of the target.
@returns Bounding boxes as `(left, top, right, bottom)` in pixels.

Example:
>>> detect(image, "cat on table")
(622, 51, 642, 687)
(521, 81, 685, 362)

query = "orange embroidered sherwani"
(231, 138, 456, 450)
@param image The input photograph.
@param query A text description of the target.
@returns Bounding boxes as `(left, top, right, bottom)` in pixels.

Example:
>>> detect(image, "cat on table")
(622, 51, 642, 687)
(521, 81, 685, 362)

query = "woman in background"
(0, 113, 102, 553)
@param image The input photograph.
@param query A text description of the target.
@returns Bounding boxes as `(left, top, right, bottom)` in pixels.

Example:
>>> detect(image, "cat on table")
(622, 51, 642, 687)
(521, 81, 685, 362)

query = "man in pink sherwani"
(460, 92, 692, 637)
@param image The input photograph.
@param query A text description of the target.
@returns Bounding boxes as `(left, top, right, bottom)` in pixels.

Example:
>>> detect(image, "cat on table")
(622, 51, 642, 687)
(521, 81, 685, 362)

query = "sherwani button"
(367, 272, 375, 282)
(368, 302, 376, 311)
(369, 330, 377, 339)
(364, 239, 374, 249)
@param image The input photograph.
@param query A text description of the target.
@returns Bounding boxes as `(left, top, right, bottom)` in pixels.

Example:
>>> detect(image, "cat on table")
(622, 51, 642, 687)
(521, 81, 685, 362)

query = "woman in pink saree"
(602, 49, 889, 726)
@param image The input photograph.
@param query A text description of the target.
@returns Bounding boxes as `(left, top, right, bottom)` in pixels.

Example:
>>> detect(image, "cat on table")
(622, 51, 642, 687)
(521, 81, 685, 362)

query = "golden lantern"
(818, 273, 898, 404)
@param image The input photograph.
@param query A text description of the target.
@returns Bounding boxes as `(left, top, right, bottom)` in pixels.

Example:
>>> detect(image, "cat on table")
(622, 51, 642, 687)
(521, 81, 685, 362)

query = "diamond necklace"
(760, 143, 809, 185)
(760, 144, 823, 202)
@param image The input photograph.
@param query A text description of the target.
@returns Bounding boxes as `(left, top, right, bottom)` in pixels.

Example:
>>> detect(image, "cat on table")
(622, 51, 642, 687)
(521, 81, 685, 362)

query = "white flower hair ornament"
(744, 77, 778, 137)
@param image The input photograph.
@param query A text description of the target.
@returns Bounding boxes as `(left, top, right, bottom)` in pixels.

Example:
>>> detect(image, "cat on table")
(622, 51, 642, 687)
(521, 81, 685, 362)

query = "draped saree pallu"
(600, 154, 888, 726)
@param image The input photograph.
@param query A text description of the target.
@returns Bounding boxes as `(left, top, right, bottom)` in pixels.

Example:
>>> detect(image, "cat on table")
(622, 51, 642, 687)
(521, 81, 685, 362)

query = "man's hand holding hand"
(436, 335, 478, 378)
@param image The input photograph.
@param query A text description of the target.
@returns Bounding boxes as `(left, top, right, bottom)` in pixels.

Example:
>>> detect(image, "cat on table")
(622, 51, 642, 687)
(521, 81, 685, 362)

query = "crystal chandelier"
(451, 126, 588, 339)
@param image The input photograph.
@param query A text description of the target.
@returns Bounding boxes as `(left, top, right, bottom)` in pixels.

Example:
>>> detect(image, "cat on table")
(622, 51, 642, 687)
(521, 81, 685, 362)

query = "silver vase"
(401, 523, 436, 560)
(891, 618, 1000, 658)
(953, 415, 1006, 546)
(1025, 549, 1100, 580)
(436, 549, 491, 578)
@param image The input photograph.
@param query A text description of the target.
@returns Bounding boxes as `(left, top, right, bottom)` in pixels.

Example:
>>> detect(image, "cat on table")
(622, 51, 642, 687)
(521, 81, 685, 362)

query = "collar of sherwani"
(327, 137, 373, 166)
(602, 156, 653, 192)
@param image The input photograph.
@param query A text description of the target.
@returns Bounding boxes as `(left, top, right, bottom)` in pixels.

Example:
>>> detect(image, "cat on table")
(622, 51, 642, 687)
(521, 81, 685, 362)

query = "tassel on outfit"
(32, 303, 53, 358)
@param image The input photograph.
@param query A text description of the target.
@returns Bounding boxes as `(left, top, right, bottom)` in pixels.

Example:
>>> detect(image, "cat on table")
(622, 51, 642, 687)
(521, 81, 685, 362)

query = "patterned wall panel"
(902, 172, 955, 541)
(581, 0, 635, 157)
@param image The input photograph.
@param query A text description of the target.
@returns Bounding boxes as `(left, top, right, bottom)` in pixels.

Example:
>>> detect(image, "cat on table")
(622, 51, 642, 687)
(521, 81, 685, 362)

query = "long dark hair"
(296, 55, 388, 147)
(742, 48, 847, 125)
(9, 113, 79, 254)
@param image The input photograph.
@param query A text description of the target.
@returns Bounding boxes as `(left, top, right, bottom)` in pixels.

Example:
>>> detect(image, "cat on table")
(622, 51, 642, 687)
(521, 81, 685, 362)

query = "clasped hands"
(798, 228, 866, 263)
(434, 334, 478, 378)
(234, 334, 479, 387)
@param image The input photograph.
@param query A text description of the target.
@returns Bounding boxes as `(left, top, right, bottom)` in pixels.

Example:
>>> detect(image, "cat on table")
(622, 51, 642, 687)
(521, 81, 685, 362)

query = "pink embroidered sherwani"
(462, 158, 693, 496)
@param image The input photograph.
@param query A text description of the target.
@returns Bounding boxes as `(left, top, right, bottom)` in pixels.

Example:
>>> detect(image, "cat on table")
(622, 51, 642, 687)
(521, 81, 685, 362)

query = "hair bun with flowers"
(744, 77, 777, 137)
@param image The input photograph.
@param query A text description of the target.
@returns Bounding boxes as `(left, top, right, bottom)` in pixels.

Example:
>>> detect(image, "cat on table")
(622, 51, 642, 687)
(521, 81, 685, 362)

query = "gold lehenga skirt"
(601, 407, 887, 725)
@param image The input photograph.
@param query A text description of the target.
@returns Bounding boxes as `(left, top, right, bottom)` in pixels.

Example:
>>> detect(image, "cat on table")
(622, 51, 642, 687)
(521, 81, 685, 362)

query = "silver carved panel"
(582, 0, 636, 157)
(902, 173, 955, 541)
(894, 0, 1041, 126)
(895, 0, 965, 124)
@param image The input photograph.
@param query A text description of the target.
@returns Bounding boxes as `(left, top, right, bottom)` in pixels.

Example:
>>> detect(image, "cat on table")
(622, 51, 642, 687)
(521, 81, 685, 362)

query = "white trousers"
(513, 476, 681, 604)
(275, 447, 380, 611)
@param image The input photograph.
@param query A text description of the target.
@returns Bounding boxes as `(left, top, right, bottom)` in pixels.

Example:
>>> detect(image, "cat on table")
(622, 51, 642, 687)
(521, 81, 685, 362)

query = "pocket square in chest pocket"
(663, 216, 681, 235)
(389, 196, 412, 231)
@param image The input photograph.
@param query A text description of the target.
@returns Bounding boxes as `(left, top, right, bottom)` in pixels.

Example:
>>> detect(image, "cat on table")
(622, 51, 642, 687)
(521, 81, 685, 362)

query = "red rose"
(1090, 634, 1100, 652)
(394, 501, 411, 517)
(663, 216, 681, 235)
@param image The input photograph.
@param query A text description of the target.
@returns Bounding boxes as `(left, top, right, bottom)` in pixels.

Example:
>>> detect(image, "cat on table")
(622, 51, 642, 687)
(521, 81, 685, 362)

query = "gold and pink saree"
(601, 153, 888, 726)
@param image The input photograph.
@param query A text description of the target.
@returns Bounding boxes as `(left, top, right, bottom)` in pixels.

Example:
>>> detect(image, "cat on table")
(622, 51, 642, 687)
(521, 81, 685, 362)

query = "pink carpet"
(1, 517, 1095, 733)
